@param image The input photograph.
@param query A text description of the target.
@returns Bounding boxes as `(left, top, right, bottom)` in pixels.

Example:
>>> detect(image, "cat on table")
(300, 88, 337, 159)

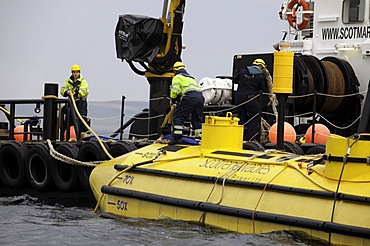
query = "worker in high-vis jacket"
(233, 59, 267, 141)
(60, 64, 90, 139)
(169, 61, 204, 144)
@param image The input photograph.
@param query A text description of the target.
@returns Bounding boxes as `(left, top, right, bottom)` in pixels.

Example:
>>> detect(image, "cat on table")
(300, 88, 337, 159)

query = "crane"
(115, 0, 185, 139)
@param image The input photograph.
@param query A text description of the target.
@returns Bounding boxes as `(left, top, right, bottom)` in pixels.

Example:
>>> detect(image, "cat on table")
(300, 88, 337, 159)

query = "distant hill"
(89, 100, 148, 135)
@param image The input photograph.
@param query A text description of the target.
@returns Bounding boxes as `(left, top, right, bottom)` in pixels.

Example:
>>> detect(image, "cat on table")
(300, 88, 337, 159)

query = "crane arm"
(115, 0, 185, 76)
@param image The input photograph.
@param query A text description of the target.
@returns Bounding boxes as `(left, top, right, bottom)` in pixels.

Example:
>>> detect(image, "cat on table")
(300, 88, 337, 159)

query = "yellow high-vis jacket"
(170, 74, 200, 100)
(60, 76, 89, 99)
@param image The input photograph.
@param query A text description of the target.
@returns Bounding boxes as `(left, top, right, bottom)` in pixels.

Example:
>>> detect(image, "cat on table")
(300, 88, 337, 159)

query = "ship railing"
(0, 98, 79, 142)
(203, 89, 364, 143)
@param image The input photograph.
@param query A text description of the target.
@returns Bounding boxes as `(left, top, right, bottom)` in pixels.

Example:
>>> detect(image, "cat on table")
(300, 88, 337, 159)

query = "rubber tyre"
(305, 144, 326, 155)
(0, 141, 28, 188)
(109, 141, 137, 158)
(51, 143, 79, 192)
(283, 141, 305, 155)
(77, 140, 109, 190)
(0, 143, 2, 187)
(243, 141, 265, 151)
(26, 143, 54, 191)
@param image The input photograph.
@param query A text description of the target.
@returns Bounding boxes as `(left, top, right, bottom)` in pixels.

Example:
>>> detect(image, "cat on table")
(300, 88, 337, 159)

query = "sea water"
(0, 194, 326, 246)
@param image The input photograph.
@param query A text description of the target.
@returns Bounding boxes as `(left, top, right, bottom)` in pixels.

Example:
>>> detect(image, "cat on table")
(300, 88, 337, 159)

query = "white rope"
(205, 94, 260, 115)
(46, 139, 102, 167)
(316, 113, 361, 130)
(89, 115, 120, 120)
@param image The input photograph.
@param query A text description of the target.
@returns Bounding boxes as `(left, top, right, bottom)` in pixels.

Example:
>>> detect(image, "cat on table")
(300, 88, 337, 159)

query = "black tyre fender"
(0, 141, 28, 188)
(77, 140, 109, 190)
(305, 144, 326, 155)
(0, 143, 2, 187)
(26, 143, 54, 191)
(108, 141, 137, 158)
(51, 143, 79, 192)
(283, 141, 305, 155)
(243, 141, 265, 151)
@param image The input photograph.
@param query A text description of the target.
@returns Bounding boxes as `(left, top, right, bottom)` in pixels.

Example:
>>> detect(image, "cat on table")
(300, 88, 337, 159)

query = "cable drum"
(300, 55, 326, 113)
(0, 141, 28, 188)
(320, 60, 345, 113)
(321, 57, 362, 118)
(51, 143, 79, 192)
(320, 57, 362, 136)
(292, 56, 310, 111)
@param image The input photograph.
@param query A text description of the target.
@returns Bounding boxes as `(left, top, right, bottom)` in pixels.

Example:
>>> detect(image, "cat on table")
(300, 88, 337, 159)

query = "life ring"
(51, 143, 79, 192)
(0, 141, 28, 188)
(77, 140, 109, 190)
(279, 4, 284, 20)
(26, 143, 54, 191)
(108, 141, 137, 158)
(286, 0, 311, 30)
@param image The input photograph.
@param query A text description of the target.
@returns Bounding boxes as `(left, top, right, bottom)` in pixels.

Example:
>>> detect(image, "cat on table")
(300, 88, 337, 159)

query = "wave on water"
(0, 194, 326, 246)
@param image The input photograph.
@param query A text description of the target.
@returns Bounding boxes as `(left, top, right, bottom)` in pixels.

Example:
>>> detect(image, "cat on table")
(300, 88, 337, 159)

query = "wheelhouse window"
(342, 0, 365, 23)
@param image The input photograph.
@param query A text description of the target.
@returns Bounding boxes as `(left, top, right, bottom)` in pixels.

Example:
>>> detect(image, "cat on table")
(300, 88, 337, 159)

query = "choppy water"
(0, 193, 327, 246)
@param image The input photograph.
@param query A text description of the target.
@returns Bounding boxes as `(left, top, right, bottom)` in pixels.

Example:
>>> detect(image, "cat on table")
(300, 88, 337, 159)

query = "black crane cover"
(115, 14, 164, 63)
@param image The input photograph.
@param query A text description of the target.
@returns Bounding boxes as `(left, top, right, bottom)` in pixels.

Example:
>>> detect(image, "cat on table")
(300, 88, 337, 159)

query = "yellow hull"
(90, 115, 370, 245)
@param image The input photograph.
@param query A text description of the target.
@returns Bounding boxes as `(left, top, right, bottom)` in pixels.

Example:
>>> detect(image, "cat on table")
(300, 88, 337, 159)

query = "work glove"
(63, 90, 70, 97)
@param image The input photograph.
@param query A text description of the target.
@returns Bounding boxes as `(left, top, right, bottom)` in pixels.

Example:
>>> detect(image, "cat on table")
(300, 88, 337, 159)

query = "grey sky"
(0, 0, 285, 102)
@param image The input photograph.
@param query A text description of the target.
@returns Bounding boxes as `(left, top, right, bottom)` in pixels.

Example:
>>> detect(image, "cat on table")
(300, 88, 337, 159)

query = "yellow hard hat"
(71, 64, 81, 71)
(173, 61, 185, 71)
(253, 59, 266, 68)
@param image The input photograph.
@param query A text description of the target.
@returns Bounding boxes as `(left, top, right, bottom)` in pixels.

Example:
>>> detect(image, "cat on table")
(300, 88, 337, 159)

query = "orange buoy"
(269, 122, 296, 143)
(305, 124, 330, 144)
(14, 125, 30, 142)
(64, 126, 77, 140)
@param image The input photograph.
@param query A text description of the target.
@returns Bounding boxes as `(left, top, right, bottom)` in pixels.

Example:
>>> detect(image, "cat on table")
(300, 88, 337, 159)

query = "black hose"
(128, 61, 146, 76)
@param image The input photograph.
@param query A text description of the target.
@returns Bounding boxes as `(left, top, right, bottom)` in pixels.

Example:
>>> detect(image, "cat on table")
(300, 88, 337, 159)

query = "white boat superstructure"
(280, 0, 370, 94)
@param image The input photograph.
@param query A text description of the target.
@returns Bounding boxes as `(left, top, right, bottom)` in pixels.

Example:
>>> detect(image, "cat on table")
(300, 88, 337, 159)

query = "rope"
(46, 139, 102, 167)
(162, 105, 175, 127)
(192, 88, 362, 138)
(205, 94, 260, 115)
(316, 113, 361, 130)
(252, 165, 288, 233)
(67, 91, 113, 160)
(311, 168, 370, 183)
(93, 149, 166, 212)
(328, 135, 359, 243)
(129, 132, 159, 138)
(89, 115, 120, 121)
(42, 95, 58, 100)
(199, 162, 247, 224)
